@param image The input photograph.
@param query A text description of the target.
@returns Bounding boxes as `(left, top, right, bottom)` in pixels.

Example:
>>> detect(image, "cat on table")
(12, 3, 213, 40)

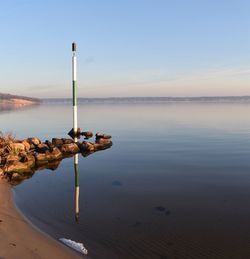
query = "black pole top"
(72, 42, 76, 52)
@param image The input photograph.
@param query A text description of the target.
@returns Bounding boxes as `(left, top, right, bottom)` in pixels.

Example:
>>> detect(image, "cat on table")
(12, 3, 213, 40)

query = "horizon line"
(42, 95, 250, 99)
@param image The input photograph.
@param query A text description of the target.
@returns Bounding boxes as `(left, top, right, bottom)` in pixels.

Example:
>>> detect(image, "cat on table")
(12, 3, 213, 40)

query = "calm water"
(2, 102, 250, 259)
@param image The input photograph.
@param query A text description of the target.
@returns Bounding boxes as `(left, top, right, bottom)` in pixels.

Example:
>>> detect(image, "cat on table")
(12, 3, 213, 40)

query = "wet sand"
(0, 179, 81, 259)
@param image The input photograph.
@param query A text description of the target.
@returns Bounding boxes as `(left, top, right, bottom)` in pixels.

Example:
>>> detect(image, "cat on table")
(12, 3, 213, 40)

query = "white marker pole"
(72, 43, 79, 221)
(72, 42, 77, 143)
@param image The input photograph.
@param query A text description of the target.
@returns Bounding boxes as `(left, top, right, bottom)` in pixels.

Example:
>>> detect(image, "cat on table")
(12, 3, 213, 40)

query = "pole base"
(68, 128, 81, 139)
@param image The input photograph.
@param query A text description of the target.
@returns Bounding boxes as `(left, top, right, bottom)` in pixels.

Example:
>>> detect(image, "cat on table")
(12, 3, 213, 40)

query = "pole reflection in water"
(74, 153, 80, 222)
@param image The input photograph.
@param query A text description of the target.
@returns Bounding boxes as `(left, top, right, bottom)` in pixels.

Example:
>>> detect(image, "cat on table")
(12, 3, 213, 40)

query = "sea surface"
(1, 100, 250, 259)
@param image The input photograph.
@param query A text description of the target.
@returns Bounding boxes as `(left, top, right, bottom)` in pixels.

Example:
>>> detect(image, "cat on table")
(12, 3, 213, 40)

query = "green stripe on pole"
(73, 80, 77, 106)
(74, 163, 79, 187)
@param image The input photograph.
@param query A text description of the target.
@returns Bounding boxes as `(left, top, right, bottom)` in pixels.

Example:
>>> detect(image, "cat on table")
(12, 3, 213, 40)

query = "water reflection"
(11, 102, 250, 259)
(74, 153, 80, 222)
(7, 142, 112, 186)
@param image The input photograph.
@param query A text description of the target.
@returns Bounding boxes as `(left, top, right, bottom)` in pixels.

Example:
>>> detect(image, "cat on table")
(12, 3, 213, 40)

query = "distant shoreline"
(43, 96, 250, 104)
(0, 93, 41, 110)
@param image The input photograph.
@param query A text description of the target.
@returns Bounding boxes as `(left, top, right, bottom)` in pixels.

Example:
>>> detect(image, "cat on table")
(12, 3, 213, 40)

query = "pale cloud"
(77, 66, 250, 97)
(4, 66, 250, 98)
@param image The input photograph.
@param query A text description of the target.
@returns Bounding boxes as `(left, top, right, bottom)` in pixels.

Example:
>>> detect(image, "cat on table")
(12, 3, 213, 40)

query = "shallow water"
(2, 102, 250, 258)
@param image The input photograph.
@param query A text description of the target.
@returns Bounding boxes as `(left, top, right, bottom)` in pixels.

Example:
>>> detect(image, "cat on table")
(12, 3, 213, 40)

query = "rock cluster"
(0, 132, 112, 185)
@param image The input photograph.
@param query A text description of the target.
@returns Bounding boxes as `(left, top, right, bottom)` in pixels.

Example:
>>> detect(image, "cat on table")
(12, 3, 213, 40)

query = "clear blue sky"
(0, 0, 249, 98)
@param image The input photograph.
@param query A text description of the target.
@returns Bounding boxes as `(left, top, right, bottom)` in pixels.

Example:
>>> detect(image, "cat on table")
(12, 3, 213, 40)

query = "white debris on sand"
(59, 238, 88, 255)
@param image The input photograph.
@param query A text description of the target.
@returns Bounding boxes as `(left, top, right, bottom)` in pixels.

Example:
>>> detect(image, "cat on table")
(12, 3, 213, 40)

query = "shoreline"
(0, 98, 40, 111)
(0, 179, 82, 259)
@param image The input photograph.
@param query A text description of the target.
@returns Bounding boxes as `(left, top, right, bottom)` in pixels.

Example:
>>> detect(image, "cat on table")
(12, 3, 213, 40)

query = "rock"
(35, 153, 50, 165)
(60, 143, 80, 154)
(0, 132, 113, 183)
(5, 154, 20, 163)
(44, 140, 54, 151)
(81, 131, 93, 139)
(52, 138, 64, 147)
(87, 142, 95, 151)
(19, 151, 28, 162)
(0, 148, 5, 156)
(36, 143, 50, 153)
(35, 147, 62, 165)
(79, 141, 89, 152)
(62, 138, 74, 144)
(0, 155, 4, 165)
(29, 143, 35, 150)
(11, 173, 22, 181)
(22, 140, 31, 151)
(95, 133, 112, 139)
(27, 137, 41, 146)
(95, 132, 104, 138)
(26, 154, 36, 168)
(50, 147, 62, 160)
(10, 171, 35, 185)
(95, 138, 112, 145)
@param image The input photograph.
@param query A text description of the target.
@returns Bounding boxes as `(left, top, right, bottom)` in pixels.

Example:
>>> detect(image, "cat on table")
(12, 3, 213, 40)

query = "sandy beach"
(0, 179, 81, 259)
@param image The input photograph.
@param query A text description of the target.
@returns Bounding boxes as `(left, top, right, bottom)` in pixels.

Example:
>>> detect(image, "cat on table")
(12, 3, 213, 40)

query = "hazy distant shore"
(0, 93, 41, 111)
(43, 96, 250, 104)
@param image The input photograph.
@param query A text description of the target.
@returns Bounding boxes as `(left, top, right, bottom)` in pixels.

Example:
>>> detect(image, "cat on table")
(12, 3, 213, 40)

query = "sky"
(0, 0, 249, 98)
